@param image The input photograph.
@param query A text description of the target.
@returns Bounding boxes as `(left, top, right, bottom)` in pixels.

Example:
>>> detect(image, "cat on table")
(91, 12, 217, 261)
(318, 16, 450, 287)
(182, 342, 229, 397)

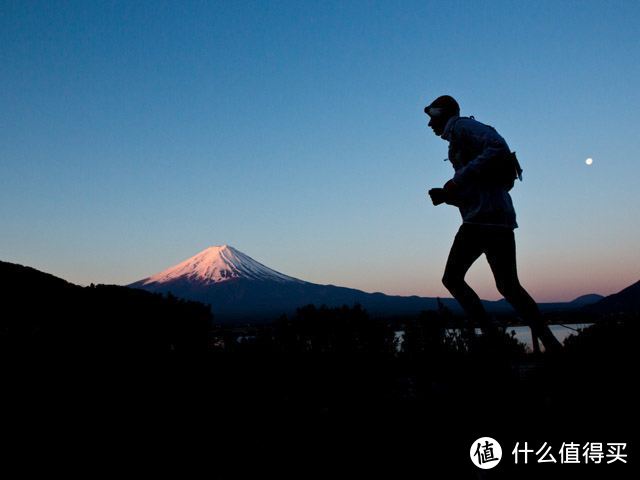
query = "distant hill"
(486, 293, 604, 314)
(584, 280, 640, 314)
(568, 294, 605, 307)
(0, 260, 211, 353)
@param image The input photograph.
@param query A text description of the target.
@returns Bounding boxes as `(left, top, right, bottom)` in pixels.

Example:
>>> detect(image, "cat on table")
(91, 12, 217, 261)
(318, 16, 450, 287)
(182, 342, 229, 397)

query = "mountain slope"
(0, 260, 211, 353)
(584, 280, 640, 314)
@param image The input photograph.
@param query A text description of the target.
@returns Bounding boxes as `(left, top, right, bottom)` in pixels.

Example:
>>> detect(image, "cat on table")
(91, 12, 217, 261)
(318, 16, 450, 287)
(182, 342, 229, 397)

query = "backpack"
(500, 151, 523, 191)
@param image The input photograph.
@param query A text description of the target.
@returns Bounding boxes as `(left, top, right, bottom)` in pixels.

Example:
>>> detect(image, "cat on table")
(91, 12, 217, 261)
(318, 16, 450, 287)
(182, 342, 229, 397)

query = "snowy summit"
(140, 245, 301, 285)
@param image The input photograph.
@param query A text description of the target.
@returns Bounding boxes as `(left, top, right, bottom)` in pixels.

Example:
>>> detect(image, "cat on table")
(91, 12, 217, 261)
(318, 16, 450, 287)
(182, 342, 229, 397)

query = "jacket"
(442, 115, 518, 229)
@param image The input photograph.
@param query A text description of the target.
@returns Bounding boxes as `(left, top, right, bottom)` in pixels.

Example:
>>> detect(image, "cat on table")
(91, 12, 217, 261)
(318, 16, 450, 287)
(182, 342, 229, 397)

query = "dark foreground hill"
(0, 260, 211, 354)
(2, 260, 637, 479)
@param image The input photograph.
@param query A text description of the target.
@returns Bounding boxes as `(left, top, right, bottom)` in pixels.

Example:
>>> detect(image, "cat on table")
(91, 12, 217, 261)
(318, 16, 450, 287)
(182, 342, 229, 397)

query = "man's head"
(424, 95, 460, 137)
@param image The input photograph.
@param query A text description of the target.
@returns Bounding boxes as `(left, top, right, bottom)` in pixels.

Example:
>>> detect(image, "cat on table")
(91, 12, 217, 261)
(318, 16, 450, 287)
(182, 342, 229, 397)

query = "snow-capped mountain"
(129, 245, 455, 322)
(137, 245, 302, 286)
(128, 245, 605, 323)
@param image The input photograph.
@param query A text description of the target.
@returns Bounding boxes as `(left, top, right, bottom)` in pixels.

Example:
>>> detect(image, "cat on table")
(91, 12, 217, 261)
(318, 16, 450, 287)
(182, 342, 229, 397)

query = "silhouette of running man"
(424, 95, 561, 353)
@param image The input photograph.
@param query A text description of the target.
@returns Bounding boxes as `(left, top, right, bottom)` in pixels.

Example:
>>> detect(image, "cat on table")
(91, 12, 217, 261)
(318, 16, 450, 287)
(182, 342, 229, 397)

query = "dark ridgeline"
(0, 260, 211, 355)
(2, 260, 637, 478)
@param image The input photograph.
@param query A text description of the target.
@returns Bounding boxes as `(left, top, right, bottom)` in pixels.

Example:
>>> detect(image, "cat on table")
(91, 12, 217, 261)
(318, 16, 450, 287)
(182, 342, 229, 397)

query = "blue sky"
(2, 0, 639, 301)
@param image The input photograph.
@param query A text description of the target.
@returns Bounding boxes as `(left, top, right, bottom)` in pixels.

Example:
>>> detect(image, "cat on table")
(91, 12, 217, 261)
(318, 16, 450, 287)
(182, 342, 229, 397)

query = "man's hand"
(429, 180, 463, 206)
(428, 188, 446, 206)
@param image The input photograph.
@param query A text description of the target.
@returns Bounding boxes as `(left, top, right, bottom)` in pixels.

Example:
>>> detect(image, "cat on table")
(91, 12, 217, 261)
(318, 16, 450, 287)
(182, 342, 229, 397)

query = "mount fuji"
(128, 245, 456, 322)
(128, 245, 603, 323)
(135, 245, 302, 285)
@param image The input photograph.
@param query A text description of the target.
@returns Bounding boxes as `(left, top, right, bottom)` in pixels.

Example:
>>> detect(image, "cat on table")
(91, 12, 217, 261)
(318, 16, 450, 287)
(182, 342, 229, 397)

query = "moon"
(585, 157, 593, 166)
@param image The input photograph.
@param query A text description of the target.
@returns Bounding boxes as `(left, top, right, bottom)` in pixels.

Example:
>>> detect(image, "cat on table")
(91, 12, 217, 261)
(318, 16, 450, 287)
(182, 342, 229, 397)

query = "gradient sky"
(2, 0, 639, 302)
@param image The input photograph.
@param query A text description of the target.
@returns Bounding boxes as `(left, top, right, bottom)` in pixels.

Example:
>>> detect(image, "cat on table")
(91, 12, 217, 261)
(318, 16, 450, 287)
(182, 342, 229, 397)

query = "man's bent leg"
(442, 225, 490, 333)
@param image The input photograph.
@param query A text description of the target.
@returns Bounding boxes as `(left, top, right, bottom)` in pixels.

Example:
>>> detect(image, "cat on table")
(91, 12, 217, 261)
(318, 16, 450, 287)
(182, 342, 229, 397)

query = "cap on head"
(424, 95, 460, 118)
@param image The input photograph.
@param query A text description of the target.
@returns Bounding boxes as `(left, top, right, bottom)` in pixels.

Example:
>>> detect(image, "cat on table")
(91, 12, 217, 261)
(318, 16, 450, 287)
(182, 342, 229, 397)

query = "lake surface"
(395, 324, 594, 352)
(507, 323, 593, 352)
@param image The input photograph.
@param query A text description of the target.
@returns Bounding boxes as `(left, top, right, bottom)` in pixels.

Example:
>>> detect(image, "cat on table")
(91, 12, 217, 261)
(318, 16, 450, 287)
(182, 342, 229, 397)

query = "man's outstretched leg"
(486, 229, 562, 353)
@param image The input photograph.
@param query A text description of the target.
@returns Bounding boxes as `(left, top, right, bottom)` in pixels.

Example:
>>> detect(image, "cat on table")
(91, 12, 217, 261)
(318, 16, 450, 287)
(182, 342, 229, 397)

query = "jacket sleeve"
(452, 121, 510, 187)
